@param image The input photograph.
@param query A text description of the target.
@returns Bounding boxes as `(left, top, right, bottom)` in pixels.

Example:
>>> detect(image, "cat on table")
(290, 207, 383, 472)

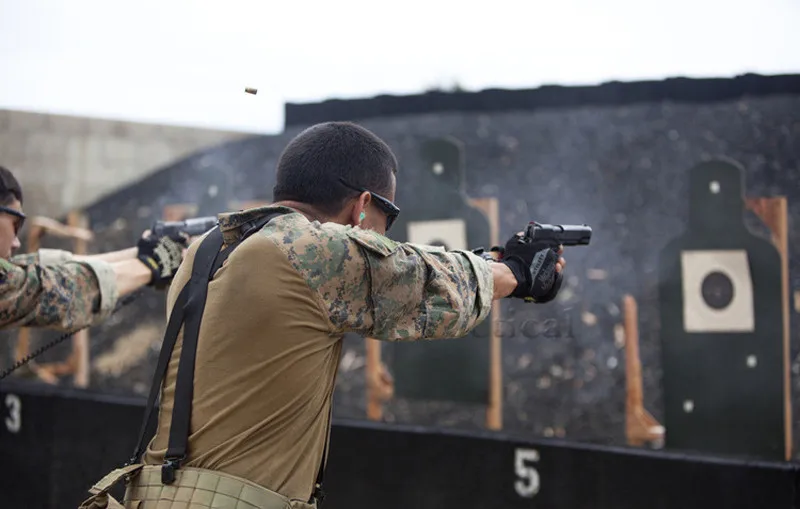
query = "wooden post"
(365, 339, 385, 420)
(162, 204, 197, 222)
(14, 214, 95, 385)
(745, 197, 792, 461)
(68, 211, 90, 388)
(469, 197, 502, 430)
(162, 200, 270, 224)
(623, 294, 664, 446)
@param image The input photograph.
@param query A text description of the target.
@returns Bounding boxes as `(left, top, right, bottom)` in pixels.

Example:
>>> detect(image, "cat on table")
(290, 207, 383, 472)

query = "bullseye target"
(680, 249, 754, 333)
(407, 219, 467, 251)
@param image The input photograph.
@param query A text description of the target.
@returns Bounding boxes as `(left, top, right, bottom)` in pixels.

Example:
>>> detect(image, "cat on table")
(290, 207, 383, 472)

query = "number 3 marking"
(5, 394, 21, 433)
(514, 448, 540, 498)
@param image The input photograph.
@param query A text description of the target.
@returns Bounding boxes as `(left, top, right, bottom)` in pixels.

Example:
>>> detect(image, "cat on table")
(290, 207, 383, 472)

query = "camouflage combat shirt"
(143, 205, 494, 504)
(0, 248, 119, 331)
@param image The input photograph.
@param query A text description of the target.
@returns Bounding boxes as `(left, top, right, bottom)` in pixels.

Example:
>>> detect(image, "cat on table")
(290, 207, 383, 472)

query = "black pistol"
(152, 217, 219, 238)
(474, 222, 592, 260)
(519, 222, 592, 247)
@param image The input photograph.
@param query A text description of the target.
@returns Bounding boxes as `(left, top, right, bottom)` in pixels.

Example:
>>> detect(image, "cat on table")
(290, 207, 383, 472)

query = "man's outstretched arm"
(74, 247, 139, 264)
(0, 234, 186, 332)
(279, 221, 554, 342)
(0, 257, 121, 331)
(11, 247, 140, 266)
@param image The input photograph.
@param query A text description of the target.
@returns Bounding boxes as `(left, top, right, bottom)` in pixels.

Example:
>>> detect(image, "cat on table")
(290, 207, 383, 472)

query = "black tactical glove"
(497, 232, 563, 303)
(137, 232, 188, 289)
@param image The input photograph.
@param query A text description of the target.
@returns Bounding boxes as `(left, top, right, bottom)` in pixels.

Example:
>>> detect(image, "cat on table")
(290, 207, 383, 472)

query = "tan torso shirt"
(143, 206, 494, 503)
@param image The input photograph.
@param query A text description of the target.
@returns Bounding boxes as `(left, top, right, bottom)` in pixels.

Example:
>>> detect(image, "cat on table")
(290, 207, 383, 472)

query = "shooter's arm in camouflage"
(0, 234, 186, 332)
(9, 247, 137, 267)
(0, 251, 121, 331)
(259, 210, 499, 341)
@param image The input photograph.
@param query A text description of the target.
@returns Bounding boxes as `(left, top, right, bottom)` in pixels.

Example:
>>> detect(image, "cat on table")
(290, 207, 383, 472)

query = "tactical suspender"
(161, 222, 224, 483)
(127, 211, 330, 505)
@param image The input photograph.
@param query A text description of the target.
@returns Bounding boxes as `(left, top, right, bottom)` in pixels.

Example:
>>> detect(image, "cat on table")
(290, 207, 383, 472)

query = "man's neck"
(272, 201, 336, 225)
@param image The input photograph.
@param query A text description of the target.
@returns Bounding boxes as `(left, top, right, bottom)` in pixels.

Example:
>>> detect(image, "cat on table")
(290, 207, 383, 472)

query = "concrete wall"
(0, 108, 250, 218)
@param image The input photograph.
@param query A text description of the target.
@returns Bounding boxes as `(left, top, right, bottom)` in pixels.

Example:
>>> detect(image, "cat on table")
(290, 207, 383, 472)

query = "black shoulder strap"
(126, 283, 189, 466)
(160, 224, 225, 483)
(127, 211, 337, 498)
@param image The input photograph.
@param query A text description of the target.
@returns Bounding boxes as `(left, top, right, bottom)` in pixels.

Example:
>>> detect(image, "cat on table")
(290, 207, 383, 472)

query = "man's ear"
(351, 192, 371, 226)
(360, 191, 372, 210)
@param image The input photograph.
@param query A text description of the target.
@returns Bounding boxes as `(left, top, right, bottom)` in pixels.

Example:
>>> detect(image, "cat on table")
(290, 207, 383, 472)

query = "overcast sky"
(1, 0, 798, 134)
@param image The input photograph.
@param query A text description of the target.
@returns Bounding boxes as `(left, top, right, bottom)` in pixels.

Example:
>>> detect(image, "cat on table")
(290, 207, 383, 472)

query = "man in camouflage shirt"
(90, 122, 567, 509)
(0, 166, 187, 331)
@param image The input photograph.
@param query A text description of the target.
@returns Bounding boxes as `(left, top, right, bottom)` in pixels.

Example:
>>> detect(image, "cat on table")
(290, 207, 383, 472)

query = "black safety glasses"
(338, 178, 400, 232)
(0, 206, 25, 234)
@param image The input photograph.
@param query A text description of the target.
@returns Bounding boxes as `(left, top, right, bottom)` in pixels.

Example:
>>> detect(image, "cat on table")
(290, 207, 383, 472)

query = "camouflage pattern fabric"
(0, 252, 119, 331)
(10, 248, 75, 267)
(8, 252, 39, 266)
(218, 205, 494, 341)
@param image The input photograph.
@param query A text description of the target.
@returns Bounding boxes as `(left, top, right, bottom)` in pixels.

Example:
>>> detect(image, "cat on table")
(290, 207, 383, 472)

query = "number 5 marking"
(514, 448, 540, 498)
(5, 394, 21, 433)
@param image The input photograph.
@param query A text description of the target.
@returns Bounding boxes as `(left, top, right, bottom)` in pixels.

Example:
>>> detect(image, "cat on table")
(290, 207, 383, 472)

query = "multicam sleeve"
(0, 257, 118, 331)
(280, 222, 494, 341)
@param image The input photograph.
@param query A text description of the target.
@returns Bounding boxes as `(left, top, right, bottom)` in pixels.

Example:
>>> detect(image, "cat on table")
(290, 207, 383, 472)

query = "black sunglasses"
(338, 178, 400, 232)
(0, 206, 25, 234)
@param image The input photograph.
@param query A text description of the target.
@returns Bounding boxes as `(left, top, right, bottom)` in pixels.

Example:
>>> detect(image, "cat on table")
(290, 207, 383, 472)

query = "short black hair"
(272, 122, 398, 216)
(0, 166, 22, 206)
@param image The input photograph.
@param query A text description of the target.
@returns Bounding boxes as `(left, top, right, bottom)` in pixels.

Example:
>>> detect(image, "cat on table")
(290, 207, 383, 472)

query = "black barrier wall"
(1, 381, 798, 509)
(4, 73, 800, 461)
(284, 74, 800, 126)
